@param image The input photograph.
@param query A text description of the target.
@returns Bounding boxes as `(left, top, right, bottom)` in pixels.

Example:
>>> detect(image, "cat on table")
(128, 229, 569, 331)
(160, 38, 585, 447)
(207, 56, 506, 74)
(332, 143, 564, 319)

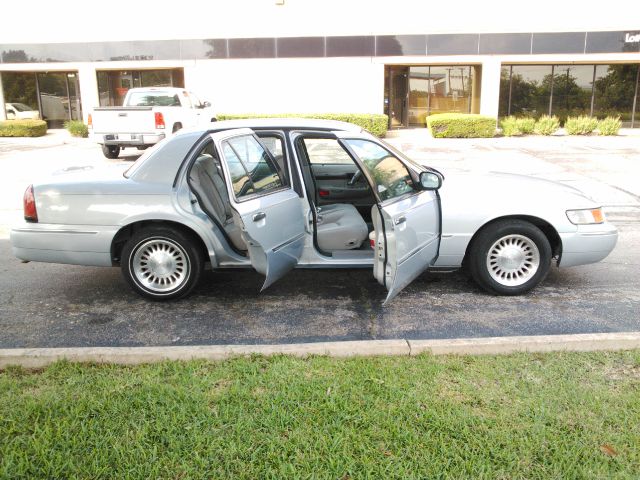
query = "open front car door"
(337, 133, 442, 303)
(211, 128, 306, 290)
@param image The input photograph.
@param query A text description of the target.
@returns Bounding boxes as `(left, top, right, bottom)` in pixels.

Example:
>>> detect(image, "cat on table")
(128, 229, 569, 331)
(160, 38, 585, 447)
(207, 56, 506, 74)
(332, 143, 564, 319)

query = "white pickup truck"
(89, 87, 217, 159)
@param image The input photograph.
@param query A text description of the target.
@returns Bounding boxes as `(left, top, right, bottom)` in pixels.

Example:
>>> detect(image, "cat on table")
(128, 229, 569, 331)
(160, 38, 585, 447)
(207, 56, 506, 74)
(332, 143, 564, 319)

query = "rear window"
(127, 91, 181, 107)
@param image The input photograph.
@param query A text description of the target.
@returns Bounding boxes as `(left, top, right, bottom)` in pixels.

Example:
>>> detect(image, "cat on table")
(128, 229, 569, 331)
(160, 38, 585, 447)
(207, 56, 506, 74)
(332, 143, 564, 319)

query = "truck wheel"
(121, 226, 204, 301)
(102, 145, 120, 159)
(172, 123, 182, 133)
(468, 219, 551, 296)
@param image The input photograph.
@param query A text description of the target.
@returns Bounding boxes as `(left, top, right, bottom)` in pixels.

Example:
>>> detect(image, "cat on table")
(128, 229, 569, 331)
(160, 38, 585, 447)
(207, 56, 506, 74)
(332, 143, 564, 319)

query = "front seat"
(189, 154, 246, 251)
(316, 204, 368, 251)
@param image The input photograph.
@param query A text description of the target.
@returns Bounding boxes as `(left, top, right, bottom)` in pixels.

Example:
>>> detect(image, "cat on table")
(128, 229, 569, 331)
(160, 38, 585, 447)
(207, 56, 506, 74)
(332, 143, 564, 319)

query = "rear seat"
(189, 154, 246, 251)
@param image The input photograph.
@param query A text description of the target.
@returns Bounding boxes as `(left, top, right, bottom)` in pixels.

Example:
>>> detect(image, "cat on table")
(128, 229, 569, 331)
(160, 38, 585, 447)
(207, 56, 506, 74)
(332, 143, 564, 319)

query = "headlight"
(566, 207, 605, 225)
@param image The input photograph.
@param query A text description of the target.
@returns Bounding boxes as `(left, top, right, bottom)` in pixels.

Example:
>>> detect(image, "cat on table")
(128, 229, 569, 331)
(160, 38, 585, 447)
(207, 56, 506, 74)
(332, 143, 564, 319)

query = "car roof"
(181, 117, 364, 136)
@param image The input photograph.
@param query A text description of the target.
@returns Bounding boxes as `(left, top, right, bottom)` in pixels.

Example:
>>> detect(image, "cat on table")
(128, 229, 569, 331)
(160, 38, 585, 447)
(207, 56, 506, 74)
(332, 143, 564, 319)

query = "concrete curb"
(2, 332, 640, 368)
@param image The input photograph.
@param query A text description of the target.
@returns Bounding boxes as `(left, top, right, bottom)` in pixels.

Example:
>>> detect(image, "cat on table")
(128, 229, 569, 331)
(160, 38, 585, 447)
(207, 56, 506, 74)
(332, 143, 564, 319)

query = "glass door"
(386, 66, 409, 129)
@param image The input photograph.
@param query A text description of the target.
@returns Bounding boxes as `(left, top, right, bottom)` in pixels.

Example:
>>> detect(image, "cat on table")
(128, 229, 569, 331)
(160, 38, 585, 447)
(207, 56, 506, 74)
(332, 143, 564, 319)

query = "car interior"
(188, 132, 377, 260)
(294, 136, 375, 256)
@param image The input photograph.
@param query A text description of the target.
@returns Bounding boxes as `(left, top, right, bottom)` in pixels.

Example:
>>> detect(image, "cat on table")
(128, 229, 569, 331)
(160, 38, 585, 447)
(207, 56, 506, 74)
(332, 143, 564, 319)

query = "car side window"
(345, 139, 415, 202)
(257, 134, 286, 173)
(222, 135, 286, 200)
(302, 138, 354, 165)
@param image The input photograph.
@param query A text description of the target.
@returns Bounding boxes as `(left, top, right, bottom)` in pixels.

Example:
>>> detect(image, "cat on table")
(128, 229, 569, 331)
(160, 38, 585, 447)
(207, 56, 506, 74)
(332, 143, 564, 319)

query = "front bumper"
(559, 221, 618, 267)
(91, 132, 165, 146)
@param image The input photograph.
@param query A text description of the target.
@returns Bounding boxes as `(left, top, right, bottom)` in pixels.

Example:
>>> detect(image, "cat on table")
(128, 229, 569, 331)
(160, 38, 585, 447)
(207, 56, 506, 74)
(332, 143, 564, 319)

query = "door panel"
(211, 128, 306, 290)
(310, 163, 373, 205)
(335, 132, 441, 303)
(233, 190, 306, 290)
(375, 191, 440, 303)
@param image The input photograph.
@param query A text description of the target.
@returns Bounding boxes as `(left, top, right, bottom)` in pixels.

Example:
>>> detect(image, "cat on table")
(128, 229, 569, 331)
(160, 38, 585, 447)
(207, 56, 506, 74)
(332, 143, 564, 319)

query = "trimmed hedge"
(64, 120, 89, 138)
(217, 113, 389, 137)
(0, 119, 47, 137)
(426, 113, 496, 138)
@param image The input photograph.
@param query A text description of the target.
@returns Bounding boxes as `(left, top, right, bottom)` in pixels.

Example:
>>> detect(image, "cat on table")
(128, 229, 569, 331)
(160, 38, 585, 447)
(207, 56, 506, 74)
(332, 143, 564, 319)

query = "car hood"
(438, 169, 598, 209)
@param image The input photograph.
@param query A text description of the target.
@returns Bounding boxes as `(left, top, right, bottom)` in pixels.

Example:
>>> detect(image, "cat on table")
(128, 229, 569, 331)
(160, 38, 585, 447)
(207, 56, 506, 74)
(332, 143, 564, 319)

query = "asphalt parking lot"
(1, 131, 639, 348)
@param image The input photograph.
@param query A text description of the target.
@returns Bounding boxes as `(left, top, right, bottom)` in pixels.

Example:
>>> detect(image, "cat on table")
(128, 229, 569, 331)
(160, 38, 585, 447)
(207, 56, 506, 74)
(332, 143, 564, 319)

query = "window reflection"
(500, 63, 640, 127)
(593, 64, 639, 127)
(96, 69, 184, 106)
(551, 65, 594, 121)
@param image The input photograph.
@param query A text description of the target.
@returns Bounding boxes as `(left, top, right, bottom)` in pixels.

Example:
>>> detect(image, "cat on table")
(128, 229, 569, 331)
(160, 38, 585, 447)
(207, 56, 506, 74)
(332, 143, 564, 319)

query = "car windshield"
(11, 103, 34, 112)
(127, 92, 181, 107)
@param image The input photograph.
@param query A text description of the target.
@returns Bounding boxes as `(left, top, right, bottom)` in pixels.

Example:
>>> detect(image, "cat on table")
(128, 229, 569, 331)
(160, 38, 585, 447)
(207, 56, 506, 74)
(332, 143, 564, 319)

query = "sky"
(2, 0, 638, 43)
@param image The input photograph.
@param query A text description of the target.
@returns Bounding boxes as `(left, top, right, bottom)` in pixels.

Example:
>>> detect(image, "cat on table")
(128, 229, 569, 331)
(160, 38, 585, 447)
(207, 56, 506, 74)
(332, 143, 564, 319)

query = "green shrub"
(500, 116, 521, 136)
(64, 120, 89, 138)
(517, 117, 536, 134)
(565, 116, 599, 135)
(597, 116, 622, 136)
(217, 113, 389, 137)
(0, 119, 47, 137)
(534, 115, 560, 136)
(426, 113, 496, 138)
(500, 116, 537, 136)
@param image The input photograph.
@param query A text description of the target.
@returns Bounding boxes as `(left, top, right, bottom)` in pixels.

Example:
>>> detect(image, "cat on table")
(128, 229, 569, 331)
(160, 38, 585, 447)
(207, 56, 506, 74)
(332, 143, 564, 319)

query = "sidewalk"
(0, 129, 89, 153)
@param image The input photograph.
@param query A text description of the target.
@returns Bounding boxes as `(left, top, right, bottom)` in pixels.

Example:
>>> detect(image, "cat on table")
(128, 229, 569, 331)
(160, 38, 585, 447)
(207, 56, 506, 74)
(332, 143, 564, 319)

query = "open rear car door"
(211, 128, 306, 290)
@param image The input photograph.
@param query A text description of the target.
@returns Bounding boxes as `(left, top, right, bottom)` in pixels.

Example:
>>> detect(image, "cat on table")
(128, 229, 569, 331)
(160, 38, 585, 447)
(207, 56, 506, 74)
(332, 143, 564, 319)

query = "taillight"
(155, 112, 165, 129)
(24, 184, 38, 222)
(87, 113, 92, 129)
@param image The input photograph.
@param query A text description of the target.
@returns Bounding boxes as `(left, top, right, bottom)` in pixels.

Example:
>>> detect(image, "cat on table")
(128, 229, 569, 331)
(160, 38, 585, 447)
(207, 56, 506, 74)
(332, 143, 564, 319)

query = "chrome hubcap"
(487, 234, 540, 287)
(132, 238, 190, 293)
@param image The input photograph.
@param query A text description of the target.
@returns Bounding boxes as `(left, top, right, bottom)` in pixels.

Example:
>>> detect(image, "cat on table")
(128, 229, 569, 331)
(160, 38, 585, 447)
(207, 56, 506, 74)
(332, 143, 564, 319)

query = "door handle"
(394, 216, 406, 225)
(253, 212, 266, 222)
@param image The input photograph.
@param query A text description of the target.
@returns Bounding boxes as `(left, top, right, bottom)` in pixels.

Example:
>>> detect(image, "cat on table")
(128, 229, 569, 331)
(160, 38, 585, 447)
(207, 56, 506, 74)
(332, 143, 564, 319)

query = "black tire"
(102, 145, 120, 159)
(467, 219, 552, 296)
(136, 146, 149, 151)
(172, 123, 182, 133)
(121, 226, 204, 300)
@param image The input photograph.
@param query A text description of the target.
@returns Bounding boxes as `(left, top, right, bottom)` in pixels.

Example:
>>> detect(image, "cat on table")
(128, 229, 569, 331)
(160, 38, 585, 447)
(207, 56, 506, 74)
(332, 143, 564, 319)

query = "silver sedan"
(11, 119, 617, 302)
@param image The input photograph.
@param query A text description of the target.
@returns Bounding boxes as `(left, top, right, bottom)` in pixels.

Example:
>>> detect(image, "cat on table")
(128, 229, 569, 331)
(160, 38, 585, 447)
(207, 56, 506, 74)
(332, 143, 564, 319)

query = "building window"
(385, 65, 479, 129)
(2, 71, 82, 128)
(96, 68, 185, 106)
(500, 63, 640, 127)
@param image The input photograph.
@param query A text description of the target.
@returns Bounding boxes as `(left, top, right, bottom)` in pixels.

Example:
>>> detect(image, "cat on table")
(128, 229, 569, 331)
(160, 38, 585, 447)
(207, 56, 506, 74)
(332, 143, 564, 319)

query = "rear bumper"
(91, 132, 165, 146)
(10, 222, 117, 267)
(559, 222, 618, 267)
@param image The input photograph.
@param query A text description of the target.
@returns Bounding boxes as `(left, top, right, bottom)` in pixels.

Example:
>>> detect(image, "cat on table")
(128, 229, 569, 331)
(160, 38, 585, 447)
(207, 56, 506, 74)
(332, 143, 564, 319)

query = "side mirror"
(419, 171, 442, 190)
(202, 101, 211, 108)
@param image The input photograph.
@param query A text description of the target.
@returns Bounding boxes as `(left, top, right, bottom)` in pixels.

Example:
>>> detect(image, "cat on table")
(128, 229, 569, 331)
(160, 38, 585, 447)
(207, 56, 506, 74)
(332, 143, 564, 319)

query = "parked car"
(89, 87, 216, 159)
(5, 102, 40, 120)
(11, 119, 617, 302)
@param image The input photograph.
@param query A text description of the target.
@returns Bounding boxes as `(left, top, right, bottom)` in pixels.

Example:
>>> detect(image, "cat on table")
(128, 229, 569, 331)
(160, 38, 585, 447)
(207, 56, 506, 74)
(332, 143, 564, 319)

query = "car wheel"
(468, 219, 552, 295)
(102, 145, 120, 159)
(121, 226, 204, 300)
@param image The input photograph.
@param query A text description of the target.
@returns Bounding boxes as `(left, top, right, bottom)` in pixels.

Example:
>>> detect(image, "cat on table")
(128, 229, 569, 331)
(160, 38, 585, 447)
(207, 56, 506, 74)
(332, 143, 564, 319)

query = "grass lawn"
(1, 350, 639, 479)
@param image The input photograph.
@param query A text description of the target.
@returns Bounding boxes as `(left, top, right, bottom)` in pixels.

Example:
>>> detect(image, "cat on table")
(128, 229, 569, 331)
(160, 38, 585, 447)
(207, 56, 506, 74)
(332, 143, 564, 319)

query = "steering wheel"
(347, 170, 363, 186)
